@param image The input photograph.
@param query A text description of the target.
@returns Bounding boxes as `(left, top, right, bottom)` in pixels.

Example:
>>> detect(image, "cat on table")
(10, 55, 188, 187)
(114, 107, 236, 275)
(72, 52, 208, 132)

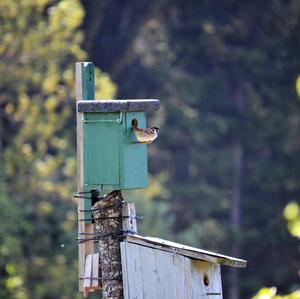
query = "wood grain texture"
(83, 254, 92, 289)
(92, 253, 101, 289)
(191, 260, 223, 298)
(83, 113, 121, 186)
(82, 110, 148, 190)
(76, 62, 85, 292)
(120, 242, 130, 299)
(81, 62, 95, 100)
(155, 248, 175, 298)
(184, 257, 194, 298)
(83, 112, 148, 190)
(123, 241, 143, 299)
(120, 234, 244, 298)
(76, 62, 95, 292)
(121, 111, 148, 189)
(125, 234, 247, 268)
(122, 202, 137, 234)
(139, 245, 158, 299)
(121, 241, 223, 299)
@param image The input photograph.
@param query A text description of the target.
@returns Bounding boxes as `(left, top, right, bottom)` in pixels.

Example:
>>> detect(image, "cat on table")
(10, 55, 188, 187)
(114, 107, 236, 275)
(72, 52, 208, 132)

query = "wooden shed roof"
(125, 234, 247, 268)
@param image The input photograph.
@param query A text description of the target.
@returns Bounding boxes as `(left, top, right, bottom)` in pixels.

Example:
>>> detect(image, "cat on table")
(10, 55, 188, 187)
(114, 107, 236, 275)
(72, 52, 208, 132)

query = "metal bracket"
(82, 111, 123, 124)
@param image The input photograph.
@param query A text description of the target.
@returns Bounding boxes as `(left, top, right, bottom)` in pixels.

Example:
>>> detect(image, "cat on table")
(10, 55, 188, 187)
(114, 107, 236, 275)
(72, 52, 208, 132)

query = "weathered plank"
(191, 260, 223, 298)
(120, 242, 130, 299)
(123, 241, 143, 299)
(83, 115, 120, 186)
(155, 249, 179, 298)
(139, 245, 159, 299)
(208, 264, 223, 298)
(122, 202, 137, 234)
(81, 62, 95, 100)
(184, 257, 194, 299)
(76, 62, 95, 292)
(121, 241, 224, 299)
(125, 234, 247, 268)
(78, 99, 160, 113)
(83, 254, 92, 289)
(91, 253, 100, 289)
(121, 111, 148, 189)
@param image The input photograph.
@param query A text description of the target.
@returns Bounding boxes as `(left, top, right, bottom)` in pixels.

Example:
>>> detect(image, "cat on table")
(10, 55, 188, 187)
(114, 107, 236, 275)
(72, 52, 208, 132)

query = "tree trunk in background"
(228, 87, 244, 299)
(229, 141, 244, 299)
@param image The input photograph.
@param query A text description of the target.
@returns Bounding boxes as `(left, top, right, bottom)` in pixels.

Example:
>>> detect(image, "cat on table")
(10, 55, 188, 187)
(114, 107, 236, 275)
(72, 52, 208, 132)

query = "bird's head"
(151, 127, 159, 133)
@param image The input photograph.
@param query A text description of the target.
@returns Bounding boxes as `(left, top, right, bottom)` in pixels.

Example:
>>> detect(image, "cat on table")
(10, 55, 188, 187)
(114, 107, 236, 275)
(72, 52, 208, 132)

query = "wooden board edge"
(76, 62, 95, 292)
(125, 235, 247, 268)
(120, 241, 130, 299)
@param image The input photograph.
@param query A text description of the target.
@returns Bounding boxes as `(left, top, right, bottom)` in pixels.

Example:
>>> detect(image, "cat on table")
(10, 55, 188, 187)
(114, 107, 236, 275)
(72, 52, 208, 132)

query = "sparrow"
(131, 119, 159, 144)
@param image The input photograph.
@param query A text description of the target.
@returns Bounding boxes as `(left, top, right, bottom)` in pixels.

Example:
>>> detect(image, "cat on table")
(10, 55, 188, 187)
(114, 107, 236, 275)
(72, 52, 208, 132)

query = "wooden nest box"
(77, 99, 159, 191)
(121, 234, 246, 299)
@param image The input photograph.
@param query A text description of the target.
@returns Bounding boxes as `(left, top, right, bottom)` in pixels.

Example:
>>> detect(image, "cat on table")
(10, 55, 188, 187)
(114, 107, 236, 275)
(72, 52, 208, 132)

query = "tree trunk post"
(93, 190, 124, 299)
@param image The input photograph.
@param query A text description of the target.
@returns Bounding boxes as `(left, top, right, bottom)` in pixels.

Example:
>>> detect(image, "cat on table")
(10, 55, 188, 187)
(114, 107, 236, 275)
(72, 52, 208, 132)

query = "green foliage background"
(0, 1, 299, 299)
(0, 1, 115, 298)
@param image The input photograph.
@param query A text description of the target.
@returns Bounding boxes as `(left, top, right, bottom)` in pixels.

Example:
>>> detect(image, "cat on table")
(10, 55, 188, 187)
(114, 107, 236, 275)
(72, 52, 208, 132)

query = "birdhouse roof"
(77, 99, 160, 113)
(124, 234, 247, 268)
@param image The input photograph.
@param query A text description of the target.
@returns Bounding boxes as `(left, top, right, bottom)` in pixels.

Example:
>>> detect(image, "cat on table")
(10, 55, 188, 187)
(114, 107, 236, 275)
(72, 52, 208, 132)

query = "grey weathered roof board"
(124, 234, 247, 268)
(77, 99, 160, 113)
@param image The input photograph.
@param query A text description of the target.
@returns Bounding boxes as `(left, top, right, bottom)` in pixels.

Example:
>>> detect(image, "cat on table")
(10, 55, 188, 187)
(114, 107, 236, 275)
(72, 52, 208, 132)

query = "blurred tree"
(82, 0, 300, 298)
(252, 287, 300, 299)
(252, 69, 300, 299)
(252, 202, 300, 299)
(296, 76, 300, 98)
(283, 202, 300, 238)
(0, 0, 116, 298)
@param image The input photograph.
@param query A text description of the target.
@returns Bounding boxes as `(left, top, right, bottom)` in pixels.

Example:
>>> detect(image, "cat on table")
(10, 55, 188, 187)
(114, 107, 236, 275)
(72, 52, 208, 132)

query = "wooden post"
(76, 62, 95, 293)
(122, 202, 137, 234)
(93, 190, 124, 299)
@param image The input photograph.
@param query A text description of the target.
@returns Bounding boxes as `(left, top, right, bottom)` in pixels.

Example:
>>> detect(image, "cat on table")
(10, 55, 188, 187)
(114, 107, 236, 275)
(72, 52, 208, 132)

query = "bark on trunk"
(93, 190, 124, 299)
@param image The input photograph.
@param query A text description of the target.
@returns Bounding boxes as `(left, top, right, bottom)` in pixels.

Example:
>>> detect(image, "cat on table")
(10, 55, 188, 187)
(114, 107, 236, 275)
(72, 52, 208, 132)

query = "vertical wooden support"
(122, 202, 137, 234)
(92, 253, 100, 289)
(76, 62, 95, 293)
(83, 254, 93, 289)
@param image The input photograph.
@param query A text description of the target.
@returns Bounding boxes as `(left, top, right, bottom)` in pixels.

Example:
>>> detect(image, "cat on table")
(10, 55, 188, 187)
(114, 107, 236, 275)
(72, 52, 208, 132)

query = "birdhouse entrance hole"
(131, 118, 138, 128)
(203, 273, 209, 286)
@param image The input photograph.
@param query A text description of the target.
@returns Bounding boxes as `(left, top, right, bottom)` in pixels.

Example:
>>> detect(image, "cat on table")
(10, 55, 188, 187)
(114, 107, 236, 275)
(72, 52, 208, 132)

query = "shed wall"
(121, 241, 223, 299)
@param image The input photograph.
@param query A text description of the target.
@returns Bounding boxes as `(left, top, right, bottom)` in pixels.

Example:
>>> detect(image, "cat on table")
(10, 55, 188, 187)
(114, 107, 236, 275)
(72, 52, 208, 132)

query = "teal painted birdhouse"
(77, 99, 160, 191)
